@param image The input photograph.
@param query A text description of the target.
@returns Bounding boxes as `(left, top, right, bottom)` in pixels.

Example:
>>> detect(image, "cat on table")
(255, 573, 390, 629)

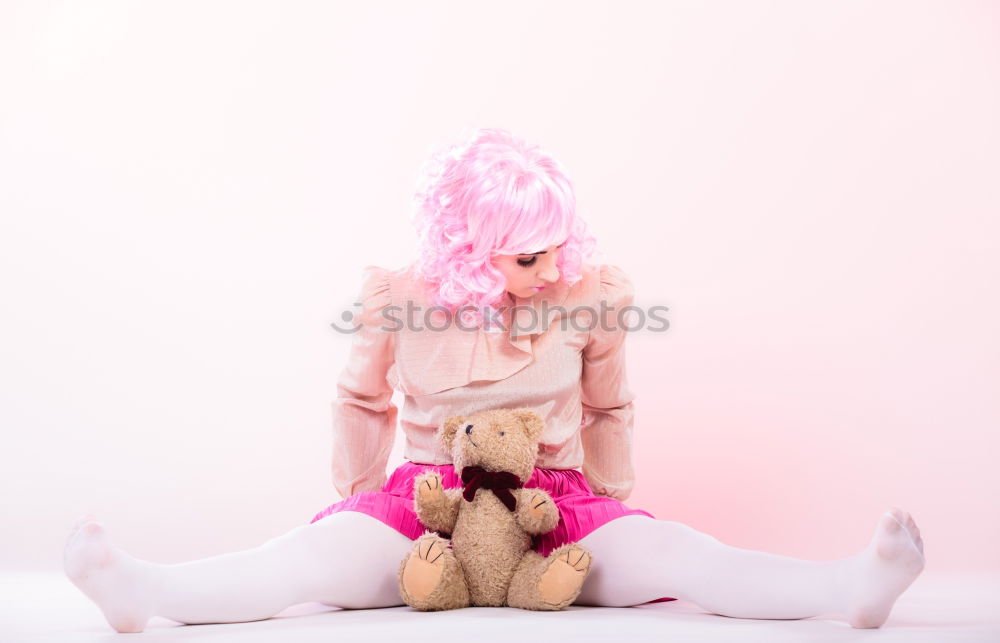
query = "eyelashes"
(516, 242, 565, 268)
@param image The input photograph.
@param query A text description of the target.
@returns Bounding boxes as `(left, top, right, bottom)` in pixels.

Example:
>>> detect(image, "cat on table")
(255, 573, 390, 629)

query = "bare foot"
(845, 507, 925, 628)
(63, 515, 157, 633)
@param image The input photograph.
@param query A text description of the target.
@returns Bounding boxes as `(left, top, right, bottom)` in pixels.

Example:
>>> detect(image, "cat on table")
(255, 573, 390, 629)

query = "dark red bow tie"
(460, 465, 523, 512)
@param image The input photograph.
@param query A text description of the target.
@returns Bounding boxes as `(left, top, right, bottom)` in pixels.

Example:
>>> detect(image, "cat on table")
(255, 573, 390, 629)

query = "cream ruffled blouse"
(330, 260, 638, 502)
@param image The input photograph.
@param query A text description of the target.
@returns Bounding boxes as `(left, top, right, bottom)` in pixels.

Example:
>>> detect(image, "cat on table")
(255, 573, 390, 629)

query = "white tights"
(575, 514, 852, 618)
(153, 511, 415, 623)
(67, 510, 861, 627)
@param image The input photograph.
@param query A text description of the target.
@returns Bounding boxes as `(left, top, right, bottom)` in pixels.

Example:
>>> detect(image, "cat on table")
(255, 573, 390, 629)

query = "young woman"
(63, 127, 925, 632)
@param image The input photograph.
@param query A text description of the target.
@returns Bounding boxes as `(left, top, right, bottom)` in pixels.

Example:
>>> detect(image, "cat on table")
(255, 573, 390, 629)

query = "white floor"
(3, 571, 999, 643)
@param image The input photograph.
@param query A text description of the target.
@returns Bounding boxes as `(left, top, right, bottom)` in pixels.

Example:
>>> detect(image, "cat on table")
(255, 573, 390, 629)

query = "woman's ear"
(511, 408, 544, 443)
(439, 415, 466, 451)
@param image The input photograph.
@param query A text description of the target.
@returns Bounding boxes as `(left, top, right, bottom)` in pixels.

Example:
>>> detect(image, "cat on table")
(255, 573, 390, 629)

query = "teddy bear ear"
(511, 408, 544, 442)
(438, 415, 466, 450)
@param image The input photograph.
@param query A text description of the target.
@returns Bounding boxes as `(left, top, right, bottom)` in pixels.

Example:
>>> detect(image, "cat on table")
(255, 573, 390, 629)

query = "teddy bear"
(396, 407, 593, 611)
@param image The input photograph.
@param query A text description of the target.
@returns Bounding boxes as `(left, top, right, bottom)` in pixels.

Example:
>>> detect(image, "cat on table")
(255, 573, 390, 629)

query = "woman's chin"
(522, 286, 548, 297)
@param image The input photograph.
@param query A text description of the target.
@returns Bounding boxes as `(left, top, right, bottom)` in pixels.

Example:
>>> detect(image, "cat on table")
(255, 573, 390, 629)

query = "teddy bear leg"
(398, 533, 470, 611)
(507, 544, 593, 611)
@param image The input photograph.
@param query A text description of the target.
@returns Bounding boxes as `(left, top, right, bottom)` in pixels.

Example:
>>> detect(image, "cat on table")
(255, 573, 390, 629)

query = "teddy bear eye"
(499, 431, 505, 436)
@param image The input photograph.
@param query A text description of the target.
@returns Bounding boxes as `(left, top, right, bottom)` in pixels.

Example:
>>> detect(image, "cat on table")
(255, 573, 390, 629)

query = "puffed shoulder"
(597, 263, 635, 309)
(355, 264, 392, 327)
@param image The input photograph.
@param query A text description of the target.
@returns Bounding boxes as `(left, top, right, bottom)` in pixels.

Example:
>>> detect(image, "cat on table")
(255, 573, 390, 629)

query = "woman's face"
(491, 241, 565, 300)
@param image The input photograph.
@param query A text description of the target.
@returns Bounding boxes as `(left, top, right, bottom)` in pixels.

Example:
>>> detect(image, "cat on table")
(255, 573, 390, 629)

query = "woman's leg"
(63, 510, 414, 633)
(574, 506, 925, 629)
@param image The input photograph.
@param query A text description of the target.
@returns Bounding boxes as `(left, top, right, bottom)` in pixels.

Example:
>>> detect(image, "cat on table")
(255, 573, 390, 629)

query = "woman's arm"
(579, 263, 638, 502)
(330, 265, 398, 498)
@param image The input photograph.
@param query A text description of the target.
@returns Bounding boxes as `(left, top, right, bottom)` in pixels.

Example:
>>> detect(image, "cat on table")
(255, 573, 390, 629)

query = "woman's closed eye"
(517, 242, 565, 267)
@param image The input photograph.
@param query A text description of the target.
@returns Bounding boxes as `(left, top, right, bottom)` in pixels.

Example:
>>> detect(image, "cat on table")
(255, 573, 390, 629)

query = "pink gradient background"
(0, 1, 997, 578)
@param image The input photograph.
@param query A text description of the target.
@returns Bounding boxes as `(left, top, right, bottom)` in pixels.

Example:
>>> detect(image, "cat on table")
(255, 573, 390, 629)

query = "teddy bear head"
(436, 407, 545, 483)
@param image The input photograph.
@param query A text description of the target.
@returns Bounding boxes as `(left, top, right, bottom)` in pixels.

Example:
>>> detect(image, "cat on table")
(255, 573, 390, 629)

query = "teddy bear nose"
(465, 424, 473, 435)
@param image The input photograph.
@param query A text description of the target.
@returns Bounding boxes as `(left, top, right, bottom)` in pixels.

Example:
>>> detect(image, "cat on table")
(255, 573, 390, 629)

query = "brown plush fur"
(396, 407, 593, 611)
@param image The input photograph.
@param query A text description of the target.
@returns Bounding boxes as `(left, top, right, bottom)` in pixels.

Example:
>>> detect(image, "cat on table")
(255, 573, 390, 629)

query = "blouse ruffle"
(387, 263, 573, 397)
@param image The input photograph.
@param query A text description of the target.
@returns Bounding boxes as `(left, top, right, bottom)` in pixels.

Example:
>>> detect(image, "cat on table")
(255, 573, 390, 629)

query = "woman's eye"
(516, 256, 538, 267)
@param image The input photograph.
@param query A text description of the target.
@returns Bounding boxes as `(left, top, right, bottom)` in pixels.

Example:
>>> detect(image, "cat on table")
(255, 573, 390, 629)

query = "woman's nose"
(539, 265, 560, 283)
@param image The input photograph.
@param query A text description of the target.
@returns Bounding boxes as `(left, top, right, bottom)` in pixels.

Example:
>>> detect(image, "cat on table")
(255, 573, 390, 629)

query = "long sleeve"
(330, 265, 398, 499)
(579, 263, 638, 501)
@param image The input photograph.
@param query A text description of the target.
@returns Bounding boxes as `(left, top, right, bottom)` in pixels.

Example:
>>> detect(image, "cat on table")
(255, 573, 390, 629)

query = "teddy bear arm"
(416, 489, 462, 534)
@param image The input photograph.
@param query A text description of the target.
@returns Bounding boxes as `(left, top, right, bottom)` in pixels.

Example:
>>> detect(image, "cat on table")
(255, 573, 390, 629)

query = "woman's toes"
(891, 508, 920, 538)
(846, 511, 927, 628)
(65, 520, 111, 579)
(879, 512, 902, 539)
(886, 509, 924, 554)
(65, 514, 99, 548)
(73, 513, 97, 530)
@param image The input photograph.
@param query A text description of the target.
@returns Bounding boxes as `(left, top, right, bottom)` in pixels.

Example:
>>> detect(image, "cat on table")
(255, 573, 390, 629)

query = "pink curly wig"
(411, 127, 599, 328)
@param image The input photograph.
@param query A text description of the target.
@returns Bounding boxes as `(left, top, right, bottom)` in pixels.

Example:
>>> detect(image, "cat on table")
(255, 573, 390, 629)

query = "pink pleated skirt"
(309, 461, 676, 605)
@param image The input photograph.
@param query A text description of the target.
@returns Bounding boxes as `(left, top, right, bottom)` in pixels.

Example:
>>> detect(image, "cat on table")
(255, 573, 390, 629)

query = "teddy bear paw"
(526, 492, 549, 521)
(401, 534, 449, 603)
(415, 472, 446, 505)
(538, 544, 592, 607)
